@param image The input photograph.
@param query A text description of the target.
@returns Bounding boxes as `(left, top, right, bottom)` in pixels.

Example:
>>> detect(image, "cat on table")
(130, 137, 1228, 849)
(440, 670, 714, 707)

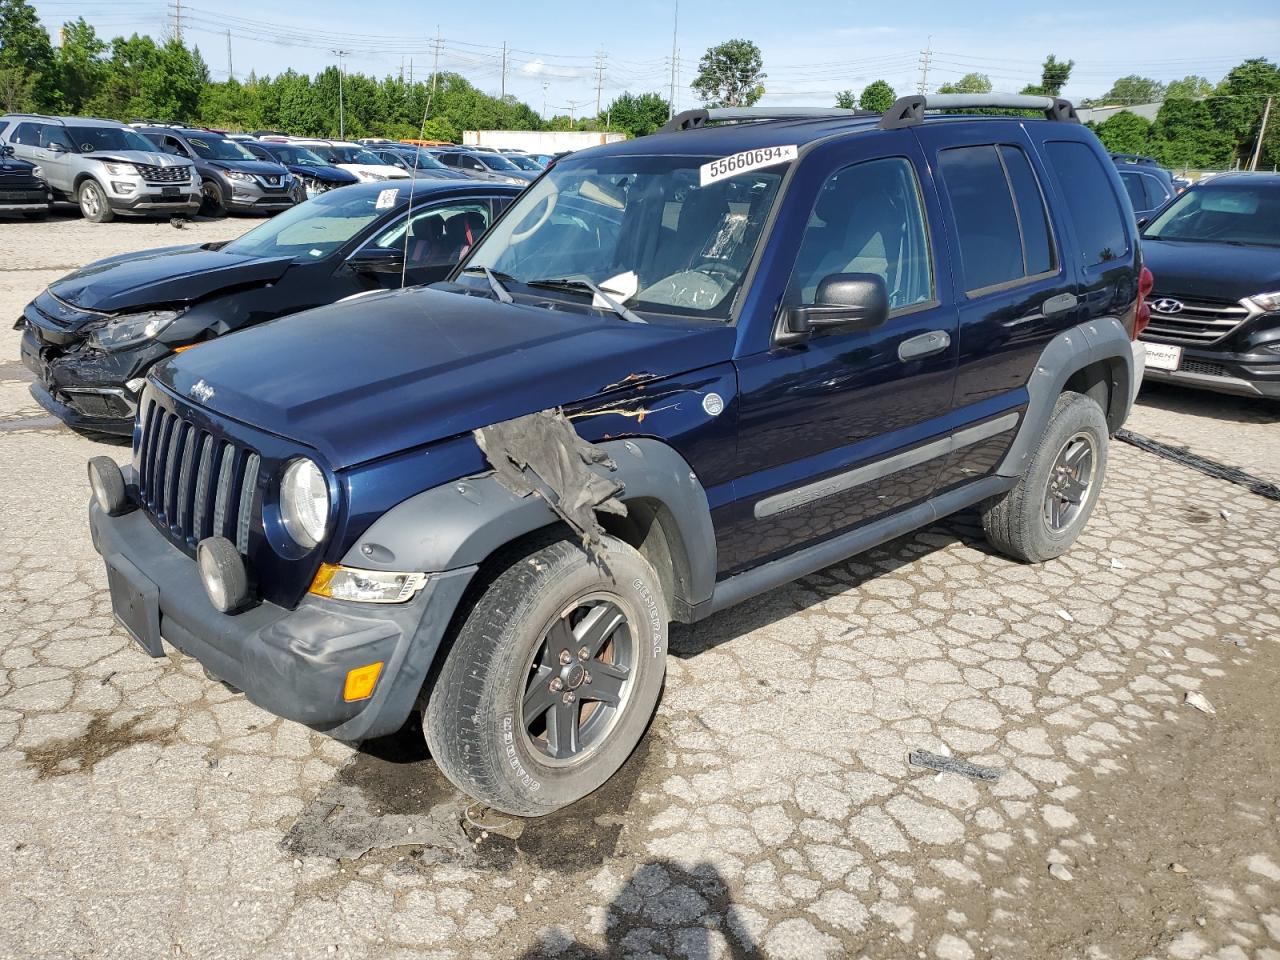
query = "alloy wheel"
(1043, 431, 1097, 532)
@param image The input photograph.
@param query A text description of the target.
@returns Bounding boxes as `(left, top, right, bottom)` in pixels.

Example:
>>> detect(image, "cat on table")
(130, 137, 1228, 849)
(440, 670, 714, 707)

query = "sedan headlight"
(101, 161, 136, 176)
(1246, 291, 1280, 313)
(91, 309, 182, 351)
(224, 169, 255, 182)
(280, 458, 330, 549)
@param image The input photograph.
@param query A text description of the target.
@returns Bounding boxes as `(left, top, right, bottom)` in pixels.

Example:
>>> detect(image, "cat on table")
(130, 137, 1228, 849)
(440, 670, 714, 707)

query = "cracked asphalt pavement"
(2, 212, 1279, 960)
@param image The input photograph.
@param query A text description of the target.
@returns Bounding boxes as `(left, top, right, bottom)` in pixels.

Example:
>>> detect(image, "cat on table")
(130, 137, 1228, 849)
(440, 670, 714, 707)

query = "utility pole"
(668, 0, 679, 119)
(170, 0, 183, 42)
(542, 81, 550, 120)
(594, 48, 606, 122)
(917, 36, 932, 96)
(332, 49, 350, 139)
(1251, 96, 1273, 171)
(226, 29, 233, 81)
(561, 98, 591, 123)
(500, 42, 508, 100)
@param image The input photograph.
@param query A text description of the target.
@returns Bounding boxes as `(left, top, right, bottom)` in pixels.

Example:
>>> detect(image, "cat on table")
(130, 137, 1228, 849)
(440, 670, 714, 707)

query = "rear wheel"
(982, 390, 1109, 563)
(424, 536, 668, 816)
(77, 180, 113, 222)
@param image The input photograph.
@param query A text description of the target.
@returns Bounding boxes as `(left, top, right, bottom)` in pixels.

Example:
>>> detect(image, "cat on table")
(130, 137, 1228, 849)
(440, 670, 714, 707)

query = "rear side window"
(1044, 140, 1129, 266)
(1119, 171, 1146, 210)
(11, 122, 41, 146)
(1143, 176, 1171, 209)
(938, 144, 1055, 294)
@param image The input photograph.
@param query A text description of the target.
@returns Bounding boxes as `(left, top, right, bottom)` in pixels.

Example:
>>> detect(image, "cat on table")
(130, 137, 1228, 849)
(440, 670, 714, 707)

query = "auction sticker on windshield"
(700, 145, 797, 186)
(375, 188, 400, 209)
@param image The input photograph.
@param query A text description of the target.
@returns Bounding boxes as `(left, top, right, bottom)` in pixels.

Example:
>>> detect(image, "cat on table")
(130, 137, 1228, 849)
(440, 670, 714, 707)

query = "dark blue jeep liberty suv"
(88, 94, 1150, 815)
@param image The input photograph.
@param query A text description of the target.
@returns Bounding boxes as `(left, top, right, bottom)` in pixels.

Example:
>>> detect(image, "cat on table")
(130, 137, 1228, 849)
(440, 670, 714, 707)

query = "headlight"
(279, 458, 330, 549)
(364, 172, 388, 182)
(224, 169, 254, 182)
(101, 161, 135, 176)
(309, 563, 428, 603)
(31, 164, 43, 179)
(1246, 291, 1280, 312)
(91, 309, 182, 351)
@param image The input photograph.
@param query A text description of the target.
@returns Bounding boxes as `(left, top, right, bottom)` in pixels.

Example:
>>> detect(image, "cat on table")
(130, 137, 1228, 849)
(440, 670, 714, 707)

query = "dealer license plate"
(1145, 342, 1182, 372)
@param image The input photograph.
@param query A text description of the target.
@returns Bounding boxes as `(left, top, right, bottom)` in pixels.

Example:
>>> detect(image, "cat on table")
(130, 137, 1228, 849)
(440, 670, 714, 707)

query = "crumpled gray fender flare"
(340, 437, 717, 611)
(998, 316, 1139, 477)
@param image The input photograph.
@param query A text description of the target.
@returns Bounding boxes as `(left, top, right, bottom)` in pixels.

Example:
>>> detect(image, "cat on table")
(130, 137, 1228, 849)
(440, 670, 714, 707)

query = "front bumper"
(109, 192, 202, 213)
(89, 495, 475, 741)
(1140, 339, 1280, 400)
(20, 324, 152, 434)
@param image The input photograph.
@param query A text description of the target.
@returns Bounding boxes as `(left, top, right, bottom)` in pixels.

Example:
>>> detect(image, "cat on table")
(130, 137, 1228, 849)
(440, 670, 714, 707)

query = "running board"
(698, 474, 1016, 619)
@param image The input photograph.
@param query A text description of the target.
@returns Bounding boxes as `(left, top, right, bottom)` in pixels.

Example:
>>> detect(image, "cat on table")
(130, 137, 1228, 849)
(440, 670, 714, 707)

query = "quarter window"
(1044, 140, 1130, 267)
(938, 144, 1055, 294)
(787, 156, 934, 312)
(11, 122, 42, 146)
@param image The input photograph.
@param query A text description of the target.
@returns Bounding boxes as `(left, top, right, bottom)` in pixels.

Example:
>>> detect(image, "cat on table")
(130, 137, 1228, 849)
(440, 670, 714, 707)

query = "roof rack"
(660, 106, 870, 133)
(1110, 152, 1159, 166)
(878, 94, 1078, 129)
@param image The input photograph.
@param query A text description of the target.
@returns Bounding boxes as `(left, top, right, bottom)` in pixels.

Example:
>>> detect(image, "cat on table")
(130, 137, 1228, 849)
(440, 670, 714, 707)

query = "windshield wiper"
(460, 266, 514, 303)
(525, 278, 646, 324)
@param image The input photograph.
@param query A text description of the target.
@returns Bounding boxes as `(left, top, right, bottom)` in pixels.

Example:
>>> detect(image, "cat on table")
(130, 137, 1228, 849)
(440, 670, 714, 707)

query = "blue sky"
(30, 0, 1280, 117)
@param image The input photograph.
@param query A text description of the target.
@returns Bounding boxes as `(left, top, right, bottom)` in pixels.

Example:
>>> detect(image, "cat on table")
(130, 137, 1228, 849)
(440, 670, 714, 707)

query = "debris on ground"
(1056, 609, 1074, 623)
(1184, 692, 1217, 715)
(1221, 509, 1231, 521)
(1110, 557, 1125, 569)
(1150, 646, 1172, 659)
(908, 749, 1003, 782)
(1049, 862, 1074, 881)
(1170, 863, 1189, 874)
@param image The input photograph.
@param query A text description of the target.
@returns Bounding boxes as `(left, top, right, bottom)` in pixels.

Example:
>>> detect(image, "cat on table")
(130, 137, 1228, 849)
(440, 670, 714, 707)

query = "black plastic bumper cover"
(89, 500, 476, 741)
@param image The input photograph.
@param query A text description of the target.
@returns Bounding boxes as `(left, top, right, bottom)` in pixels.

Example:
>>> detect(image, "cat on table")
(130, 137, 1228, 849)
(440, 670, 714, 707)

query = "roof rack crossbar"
(659, 106, 869, 134)
(878, 93, 1079, 129)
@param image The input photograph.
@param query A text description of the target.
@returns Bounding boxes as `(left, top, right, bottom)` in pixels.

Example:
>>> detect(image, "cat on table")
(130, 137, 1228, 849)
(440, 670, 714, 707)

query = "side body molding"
(998, 316, 1139, 477)
(340, 438, 718, 612)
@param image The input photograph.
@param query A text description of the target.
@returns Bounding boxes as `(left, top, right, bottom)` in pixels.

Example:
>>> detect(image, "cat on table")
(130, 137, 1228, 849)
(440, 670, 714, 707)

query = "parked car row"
(0, 115, 551, 222)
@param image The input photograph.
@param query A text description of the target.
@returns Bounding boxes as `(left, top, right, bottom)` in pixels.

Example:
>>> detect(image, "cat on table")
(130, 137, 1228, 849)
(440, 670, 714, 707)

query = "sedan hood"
(155, 286, 734, 468)
(48, 246, 293, 315)
(338, 163, 411, 181)
(288, 163, 358, 185)
(211, 159, 290, 178)
(1142, 238, 1280, 302)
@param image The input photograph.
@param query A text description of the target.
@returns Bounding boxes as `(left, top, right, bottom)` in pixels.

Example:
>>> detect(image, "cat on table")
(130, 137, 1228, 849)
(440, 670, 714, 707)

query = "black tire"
(424, 536, 668, 816)
(77, 180, 113, 222)
(982, 390, 1109, 563)
(199, 179, 225, 217)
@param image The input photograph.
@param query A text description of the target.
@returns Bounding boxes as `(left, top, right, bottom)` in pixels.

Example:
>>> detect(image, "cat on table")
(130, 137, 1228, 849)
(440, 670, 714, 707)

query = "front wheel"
(424, 536, 668, 816)
(199, 179, 225, 217)
(982, 390, 1109, 563)
(78, 180, 113, 222)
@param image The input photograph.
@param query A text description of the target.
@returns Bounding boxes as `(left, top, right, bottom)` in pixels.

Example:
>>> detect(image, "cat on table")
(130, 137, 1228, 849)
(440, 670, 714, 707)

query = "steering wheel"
(689, 260, 742, 286)
(509, 185, 558, 243)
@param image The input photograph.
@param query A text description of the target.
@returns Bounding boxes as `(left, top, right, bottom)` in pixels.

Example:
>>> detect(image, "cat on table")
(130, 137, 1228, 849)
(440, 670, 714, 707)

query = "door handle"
(1042, 292, 1078, 317)
(898, 330, 951, 361)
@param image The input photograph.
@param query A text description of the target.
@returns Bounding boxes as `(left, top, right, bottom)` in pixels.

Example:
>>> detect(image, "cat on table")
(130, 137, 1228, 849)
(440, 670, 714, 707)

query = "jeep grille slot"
(135, 401, 260, 555)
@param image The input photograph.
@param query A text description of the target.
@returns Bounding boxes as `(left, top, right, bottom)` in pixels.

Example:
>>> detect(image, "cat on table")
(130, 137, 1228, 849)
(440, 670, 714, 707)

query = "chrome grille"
(1144, 295, 1250, 344)
(136, 398, 260, 554)
(135, 163, 190, 183)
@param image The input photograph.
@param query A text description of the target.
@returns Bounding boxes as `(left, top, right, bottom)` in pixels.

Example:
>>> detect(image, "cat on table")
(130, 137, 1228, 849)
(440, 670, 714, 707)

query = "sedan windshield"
(221, 186, 400, 259)
(393, 148, 448, 171)
(1144, 181, 1280, 247)
(66, 126, 156, 154)
(477, 152, 518, 172)
(267, 145, 328, 166)
(185, 135, 257, 161)
(507, 154, 543, 171)
(322, 145, 385, 165)
(463, 153, 788, 319)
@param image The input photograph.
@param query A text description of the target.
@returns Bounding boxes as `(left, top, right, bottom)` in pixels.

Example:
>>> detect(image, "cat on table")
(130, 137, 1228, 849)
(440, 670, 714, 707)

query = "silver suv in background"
(0, 114, 200, 222)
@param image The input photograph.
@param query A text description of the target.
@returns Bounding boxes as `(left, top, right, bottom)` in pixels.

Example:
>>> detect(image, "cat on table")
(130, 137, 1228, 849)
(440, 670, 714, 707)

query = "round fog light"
(197, 537, 251, 614)
(87, 456, 128, 516)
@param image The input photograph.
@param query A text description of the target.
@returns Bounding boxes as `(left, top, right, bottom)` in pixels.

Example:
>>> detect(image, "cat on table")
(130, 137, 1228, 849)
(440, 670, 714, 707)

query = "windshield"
(184, 134, 257, 161)
(394, 148, 448, 170)
(508, 154, 542, 171)
(1144, 182, 1280, 247)
(464, 153, 788, 320)
(266, 144, 327, 166)
(66, 126, 155, 154)
(319, 145, 385, 165)
(476, 152, 518, 171)
(221, 186, 401, 259)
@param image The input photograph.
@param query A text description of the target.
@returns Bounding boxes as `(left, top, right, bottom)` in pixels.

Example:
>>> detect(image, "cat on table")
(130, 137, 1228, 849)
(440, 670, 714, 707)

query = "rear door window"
(1119, 171, 1146, 210)
(1044, 140, 1130, 266)
(11, 122, 41, 146)
(1143, 175, 1171, 210)
(938, 144, 1054, 294)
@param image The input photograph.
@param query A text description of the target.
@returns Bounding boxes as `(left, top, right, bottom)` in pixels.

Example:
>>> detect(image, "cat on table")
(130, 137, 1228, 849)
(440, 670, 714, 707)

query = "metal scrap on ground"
(908, 749, 1004, 782)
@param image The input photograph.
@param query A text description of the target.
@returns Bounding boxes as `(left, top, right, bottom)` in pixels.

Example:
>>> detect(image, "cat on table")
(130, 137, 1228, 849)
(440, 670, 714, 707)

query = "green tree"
(834, 89, 857, 109)
(56, 17, 107, 113)
(1098, 75, 1165, 105)
(1095, 110, 1152, 154)
(600, 91, 669, 137)
(858, 79, 897, 113)
(691, 38, 765, 107)
(1022, 53, 1073, 97)
(1164, 75, 1212, 101)
(1150, 98, 1230, 169)
(1209, 58, 1280, 167)
(0, 0, 57, 109)
(936, 72, 991, 94)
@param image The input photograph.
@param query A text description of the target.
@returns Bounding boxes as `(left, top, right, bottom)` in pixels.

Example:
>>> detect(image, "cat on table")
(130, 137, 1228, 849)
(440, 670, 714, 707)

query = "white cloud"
(519, 59, 585, 80)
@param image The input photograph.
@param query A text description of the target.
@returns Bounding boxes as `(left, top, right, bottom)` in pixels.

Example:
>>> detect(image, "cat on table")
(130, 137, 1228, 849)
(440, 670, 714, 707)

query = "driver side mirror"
(1136, 216, 1150, 229)
(346, 247, 405, 275)
(46, 141, 66, 153)
(778, 273, 890, 344)
(0, 144, 13, 158)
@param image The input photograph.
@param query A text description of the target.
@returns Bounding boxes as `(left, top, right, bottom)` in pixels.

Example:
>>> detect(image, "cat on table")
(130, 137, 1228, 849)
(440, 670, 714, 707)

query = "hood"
(47, 245, 293, 315)
(154, 285, 735, 468)
(0, 155, 38, 175)
(288, 163, 358, 184)
(1142, 238, 1280, 303)
(209, 158, 291, 178)
(338, 163, 411, 180)
(93, 151, 187, 168)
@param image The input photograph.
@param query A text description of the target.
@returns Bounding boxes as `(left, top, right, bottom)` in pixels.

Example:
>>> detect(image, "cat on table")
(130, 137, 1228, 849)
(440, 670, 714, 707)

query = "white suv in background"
(281, 138, 411, 182)
(1, 114, 200, 221)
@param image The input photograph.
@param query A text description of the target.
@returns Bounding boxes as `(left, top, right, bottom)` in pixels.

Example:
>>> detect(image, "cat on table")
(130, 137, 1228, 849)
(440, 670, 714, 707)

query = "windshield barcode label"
(700, 145, 797, 186)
